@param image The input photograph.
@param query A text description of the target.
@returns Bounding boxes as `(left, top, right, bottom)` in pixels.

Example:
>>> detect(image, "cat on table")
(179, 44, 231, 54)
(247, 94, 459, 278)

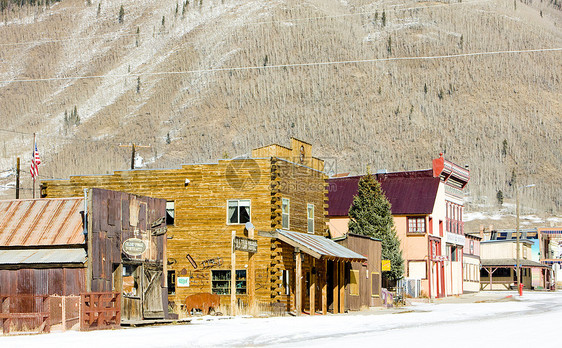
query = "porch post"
(310, 258, 316, 315)
(296, 248, 302, 316)
(231, 230, 237, 316)
(248, 227, 256, 314)
(339, 261, 345, 314)
(322, 258, 327, 315)
(332, 260, 339, 313)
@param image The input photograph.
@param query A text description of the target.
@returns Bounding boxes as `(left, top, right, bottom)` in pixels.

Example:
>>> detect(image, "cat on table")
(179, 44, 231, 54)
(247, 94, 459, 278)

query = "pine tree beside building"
(348, 172, 404, 284)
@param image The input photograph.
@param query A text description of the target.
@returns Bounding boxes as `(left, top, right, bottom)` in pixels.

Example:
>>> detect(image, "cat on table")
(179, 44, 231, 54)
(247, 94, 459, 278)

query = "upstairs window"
(166, 201, 175, 225)
(282, 198, 290, 229)
(408, 217, 426, 233)
(307, 204, 314, 233)
(228, 199, 251, 224)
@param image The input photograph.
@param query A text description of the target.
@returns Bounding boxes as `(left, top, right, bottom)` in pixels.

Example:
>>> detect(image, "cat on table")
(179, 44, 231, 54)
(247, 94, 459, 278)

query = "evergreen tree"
(387, 36, 392, 55)
(348, 172, 404, 283)
(496, 190, 504, 206)
(118, 5, 124, 23)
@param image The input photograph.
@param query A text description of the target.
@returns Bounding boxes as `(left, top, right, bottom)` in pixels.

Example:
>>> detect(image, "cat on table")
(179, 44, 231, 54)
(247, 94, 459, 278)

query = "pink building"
(327, 155, 470, 298)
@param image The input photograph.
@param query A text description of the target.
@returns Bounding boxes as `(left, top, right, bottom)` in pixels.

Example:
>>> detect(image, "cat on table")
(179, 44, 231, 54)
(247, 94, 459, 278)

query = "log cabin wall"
(41, 139, 328, 312)
(269, 154, 328, 311)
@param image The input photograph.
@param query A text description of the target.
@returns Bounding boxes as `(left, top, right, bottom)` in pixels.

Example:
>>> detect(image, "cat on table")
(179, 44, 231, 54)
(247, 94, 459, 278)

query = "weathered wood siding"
(88, 188, 166, 293)
(337, 234, 382, 310)
(0, 268, 85, 296)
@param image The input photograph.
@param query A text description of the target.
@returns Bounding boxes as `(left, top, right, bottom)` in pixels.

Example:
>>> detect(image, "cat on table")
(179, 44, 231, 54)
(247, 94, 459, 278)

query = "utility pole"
(516, 183, 521, 294)
(32, 133, 36, 199)
(119, 143, 151, 169)
(16, 157, 20, 199)
(515, 183, 535, 296)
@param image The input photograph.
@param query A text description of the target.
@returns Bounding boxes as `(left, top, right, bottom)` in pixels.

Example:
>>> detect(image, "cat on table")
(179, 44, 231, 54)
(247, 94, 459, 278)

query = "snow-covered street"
(2, 291, 560, 348)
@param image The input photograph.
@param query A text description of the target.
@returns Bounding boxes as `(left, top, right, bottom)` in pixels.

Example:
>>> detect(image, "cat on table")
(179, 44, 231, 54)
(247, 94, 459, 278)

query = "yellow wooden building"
(41, 138, 365, 316)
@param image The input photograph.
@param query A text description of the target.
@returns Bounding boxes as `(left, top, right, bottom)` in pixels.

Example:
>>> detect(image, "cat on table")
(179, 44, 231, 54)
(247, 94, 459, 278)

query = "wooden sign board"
(382, 260, 391, 272)
(123, 238, 147, 256)
(233, 236, 258, 253)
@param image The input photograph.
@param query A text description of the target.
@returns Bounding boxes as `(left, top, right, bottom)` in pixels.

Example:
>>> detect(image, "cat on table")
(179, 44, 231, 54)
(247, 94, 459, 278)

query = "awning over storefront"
(481, 258, 550, 268)
(259, 229, 367, 262)
(0, 248, 86, 265)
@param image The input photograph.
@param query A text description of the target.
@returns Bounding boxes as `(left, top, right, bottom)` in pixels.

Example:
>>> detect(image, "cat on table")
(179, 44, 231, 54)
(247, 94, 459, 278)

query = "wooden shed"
(334, 233, 382, 310)
(0, 188, 168, 324)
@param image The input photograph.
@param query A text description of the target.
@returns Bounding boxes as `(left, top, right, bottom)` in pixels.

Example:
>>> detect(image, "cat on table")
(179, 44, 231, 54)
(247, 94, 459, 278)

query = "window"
(168, 270, 176, 295)
(408, 217, 426, 233)
(428, 217, 433, 235)
(350, 270, 359, 296)
(371, 272, 380, 297)
(227, 200, 251, 224)
(211, 270, 247, 295)
(307, 204, 314, 233)
(470, 240, 474, 254)
(450, 246, 458, 262)
(166, 201, 175, 225)
(122, 264, 140, 298)
(281, 270, 290, 296)
(282, 198, 290, 229)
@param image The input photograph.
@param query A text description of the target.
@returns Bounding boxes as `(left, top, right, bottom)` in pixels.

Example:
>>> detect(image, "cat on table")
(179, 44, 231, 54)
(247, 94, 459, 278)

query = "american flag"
(30, 142, 41, 180)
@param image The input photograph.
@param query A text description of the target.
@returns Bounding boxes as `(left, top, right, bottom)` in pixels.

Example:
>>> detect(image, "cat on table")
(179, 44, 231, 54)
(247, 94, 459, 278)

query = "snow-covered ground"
(2, 291, 561, 347)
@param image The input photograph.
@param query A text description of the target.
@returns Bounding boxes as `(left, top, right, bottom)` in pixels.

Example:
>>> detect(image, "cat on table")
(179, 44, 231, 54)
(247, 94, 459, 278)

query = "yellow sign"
(382, 260, 391, 271)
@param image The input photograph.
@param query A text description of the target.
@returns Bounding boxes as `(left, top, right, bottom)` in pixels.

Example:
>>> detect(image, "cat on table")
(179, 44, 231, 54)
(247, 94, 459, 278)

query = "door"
(439, 263, 445, 298)
(142, 266, 164, 319)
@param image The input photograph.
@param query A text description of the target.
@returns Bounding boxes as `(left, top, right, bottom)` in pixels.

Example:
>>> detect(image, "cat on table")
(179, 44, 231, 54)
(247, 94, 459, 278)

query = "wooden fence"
(80, 292, 121, 331)
(0, 294, 50, 335)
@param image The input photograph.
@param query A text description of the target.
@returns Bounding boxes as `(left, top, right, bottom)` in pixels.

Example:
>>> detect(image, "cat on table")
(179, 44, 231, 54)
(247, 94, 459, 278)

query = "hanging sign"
(122, 238, 147, 256)
(382, 260, 391, 271)
(233, 236, 258, 253)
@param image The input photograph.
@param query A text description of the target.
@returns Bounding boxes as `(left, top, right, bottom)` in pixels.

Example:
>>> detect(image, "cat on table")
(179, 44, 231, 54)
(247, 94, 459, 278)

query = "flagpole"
(32, 132, 36, 199)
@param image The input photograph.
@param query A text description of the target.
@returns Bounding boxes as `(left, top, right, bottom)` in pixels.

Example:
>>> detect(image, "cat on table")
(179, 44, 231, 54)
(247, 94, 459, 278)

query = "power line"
(1, 47, 560, 84)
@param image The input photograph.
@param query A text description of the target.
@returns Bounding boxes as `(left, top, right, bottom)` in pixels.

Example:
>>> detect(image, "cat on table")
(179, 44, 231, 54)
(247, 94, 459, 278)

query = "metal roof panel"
(0, 198, 85, 246)
(276, 229, 367, 261)
(0, 248, 86, 264)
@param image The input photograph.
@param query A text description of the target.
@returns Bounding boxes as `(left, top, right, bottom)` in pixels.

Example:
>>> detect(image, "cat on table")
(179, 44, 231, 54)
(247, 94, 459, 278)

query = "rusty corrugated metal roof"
(0, 248, 86, 264)
(260, 229, 367, 261)
(0, 198, 85, 246)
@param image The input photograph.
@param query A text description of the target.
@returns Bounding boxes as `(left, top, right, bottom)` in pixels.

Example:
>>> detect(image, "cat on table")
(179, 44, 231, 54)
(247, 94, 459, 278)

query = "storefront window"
(211, 270, 247, 295)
